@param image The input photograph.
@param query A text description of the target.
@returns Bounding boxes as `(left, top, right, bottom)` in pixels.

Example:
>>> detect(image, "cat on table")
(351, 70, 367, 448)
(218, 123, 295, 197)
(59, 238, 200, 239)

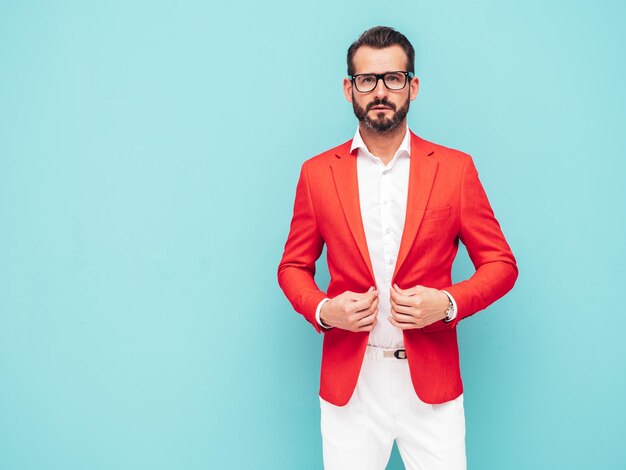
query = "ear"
(343, 77, 353, 103)
(409, 75, 419, 101)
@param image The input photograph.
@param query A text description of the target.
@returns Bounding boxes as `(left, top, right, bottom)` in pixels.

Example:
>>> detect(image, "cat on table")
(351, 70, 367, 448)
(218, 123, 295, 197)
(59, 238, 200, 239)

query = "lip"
(370, 106, 391, 111)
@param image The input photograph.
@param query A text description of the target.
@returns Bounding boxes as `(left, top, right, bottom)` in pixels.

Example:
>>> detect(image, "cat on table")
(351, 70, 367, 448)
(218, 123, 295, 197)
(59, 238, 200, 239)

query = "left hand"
(389, 283, 449, 330)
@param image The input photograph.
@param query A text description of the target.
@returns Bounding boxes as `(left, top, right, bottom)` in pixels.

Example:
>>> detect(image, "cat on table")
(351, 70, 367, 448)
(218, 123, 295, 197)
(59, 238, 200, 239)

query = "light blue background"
(1, 1, 625, 469)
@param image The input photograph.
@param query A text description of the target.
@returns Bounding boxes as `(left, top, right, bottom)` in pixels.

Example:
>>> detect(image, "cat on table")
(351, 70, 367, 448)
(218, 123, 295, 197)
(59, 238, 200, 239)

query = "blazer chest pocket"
(423, 205, 451, 220)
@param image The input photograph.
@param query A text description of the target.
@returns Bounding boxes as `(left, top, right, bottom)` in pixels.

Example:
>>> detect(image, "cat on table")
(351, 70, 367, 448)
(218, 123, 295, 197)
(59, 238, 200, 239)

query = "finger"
(391, 313, 418, 328)
(388, 316, 412, 330)
(355, 303, 378, 322)
(353, 293, 379, 313)
(389, 304, 411, 319)
(356, 309, 377, 327)
(390, 310, 415, 323)
(391, 285, 402, 303)
(363, 287, 378, 305)
(351, 296, 372, 312)
(357, 312, 378, 331)
(356, 309, 378, 328)
(346, 287, 374, 301)
(390, 302, 413, 315)
(393, 283, 411, 295)
(392, 292, 414, 308)
(361, 299, 378, 316)
(394, 283, 423, 296)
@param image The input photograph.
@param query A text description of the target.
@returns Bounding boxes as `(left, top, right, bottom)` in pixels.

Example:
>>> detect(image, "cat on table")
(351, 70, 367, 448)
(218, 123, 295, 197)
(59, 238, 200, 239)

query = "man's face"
(344, 45, 419, 133)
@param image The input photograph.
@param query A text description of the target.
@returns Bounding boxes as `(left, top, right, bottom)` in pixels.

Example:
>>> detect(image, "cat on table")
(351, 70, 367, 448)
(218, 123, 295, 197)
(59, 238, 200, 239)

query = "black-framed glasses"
(350, 71, 414, 93)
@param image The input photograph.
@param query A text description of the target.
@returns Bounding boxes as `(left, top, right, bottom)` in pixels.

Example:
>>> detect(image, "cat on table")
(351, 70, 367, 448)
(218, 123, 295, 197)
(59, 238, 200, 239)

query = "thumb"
(365, 286, 376, 299)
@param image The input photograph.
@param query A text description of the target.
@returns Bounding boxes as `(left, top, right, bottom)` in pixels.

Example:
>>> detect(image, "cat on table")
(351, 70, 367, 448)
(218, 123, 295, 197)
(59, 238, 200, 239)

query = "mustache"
(366, 99, 396, 112)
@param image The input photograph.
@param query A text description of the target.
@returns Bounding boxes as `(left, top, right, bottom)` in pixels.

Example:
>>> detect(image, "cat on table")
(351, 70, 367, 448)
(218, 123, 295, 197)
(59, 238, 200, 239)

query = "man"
(277, 26, 518, 470)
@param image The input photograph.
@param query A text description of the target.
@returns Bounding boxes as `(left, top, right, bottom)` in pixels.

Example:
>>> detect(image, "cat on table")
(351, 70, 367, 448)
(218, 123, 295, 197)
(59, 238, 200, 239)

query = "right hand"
(320, 286, 379, 332)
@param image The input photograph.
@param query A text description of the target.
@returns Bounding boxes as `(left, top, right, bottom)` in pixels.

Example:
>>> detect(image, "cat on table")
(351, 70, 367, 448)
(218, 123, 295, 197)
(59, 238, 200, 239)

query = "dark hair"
(346, 26, 415, 76)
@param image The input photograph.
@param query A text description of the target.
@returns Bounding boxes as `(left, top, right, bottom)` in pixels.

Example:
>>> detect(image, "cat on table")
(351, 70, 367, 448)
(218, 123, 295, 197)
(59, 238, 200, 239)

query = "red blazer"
(277, 130, 518, 406)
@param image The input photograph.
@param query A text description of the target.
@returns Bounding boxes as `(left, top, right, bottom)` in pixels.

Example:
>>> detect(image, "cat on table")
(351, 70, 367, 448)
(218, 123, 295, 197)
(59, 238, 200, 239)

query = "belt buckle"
(393, 349, 407, 359)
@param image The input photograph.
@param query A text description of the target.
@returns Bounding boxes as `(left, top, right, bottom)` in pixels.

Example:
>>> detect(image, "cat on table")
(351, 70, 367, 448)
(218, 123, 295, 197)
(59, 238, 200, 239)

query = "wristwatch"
(442, 291, 456, 323)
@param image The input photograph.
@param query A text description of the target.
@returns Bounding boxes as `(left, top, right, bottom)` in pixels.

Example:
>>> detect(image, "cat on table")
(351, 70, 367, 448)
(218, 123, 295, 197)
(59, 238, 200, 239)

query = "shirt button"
(383, 200, 388, 205)
(387, 259, 394, 265)
(385, 227, 391, 234)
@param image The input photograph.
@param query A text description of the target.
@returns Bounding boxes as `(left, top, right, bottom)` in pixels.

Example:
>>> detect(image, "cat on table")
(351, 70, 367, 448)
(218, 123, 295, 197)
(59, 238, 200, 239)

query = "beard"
(352, 94, 410, 133)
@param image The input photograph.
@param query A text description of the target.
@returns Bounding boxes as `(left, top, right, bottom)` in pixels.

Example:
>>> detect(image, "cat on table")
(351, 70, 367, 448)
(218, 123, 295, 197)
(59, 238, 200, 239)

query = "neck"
(359, 120, 407, 165)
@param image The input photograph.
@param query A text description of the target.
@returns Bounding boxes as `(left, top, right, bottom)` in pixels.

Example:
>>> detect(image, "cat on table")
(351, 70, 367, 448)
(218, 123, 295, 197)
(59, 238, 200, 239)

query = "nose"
(372, 76, 389, 100)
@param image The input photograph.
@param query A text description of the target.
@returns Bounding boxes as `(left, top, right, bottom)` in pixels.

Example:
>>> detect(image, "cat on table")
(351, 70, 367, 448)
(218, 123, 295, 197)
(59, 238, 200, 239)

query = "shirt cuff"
(315, 298, 332, 329)
(440, 290, 458, 322)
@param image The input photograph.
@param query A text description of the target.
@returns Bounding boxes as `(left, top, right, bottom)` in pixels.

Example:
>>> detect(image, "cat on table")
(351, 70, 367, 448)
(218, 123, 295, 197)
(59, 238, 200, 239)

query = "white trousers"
(320, 345, 466, 470)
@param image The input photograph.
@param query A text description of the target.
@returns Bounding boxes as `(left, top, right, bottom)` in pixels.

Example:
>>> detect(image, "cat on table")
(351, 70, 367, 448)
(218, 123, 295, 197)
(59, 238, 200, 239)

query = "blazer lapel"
(392, 132, 439, 282)
(330, 144, 376, 284)
(330, 131, 438, 286)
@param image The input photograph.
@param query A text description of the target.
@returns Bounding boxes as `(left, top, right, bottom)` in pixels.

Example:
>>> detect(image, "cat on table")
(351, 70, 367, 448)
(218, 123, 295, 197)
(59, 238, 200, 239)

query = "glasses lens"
(355, 74, 377, 92)
(383, 72, 407, 90)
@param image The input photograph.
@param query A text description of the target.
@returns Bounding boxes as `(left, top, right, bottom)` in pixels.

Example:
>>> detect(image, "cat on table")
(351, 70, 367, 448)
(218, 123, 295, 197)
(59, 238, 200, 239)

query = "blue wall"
(1, 1, 625, 468)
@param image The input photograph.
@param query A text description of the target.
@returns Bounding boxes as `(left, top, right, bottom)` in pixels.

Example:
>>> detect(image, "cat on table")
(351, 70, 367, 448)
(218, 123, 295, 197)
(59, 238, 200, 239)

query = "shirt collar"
(350, 125, 411, 159)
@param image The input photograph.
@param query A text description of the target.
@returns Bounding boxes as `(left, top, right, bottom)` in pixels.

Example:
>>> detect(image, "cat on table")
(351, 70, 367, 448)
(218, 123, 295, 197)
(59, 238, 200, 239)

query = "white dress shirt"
(315, 126, 456, 348)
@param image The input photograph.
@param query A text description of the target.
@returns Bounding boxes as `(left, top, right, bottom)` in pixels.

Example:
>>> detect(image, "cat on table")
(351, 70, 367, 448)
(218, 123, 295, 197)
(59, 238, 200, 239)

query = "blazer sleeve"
(277, 162, 329, 334)
(423, 154, 519, 333)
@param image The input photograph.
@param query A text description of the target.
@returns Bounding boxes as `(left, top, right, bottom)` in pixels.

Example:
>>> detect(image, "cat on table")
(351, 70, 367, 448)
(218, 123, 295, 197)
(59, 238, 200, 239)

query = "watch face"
(444, 304, 454, 321)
